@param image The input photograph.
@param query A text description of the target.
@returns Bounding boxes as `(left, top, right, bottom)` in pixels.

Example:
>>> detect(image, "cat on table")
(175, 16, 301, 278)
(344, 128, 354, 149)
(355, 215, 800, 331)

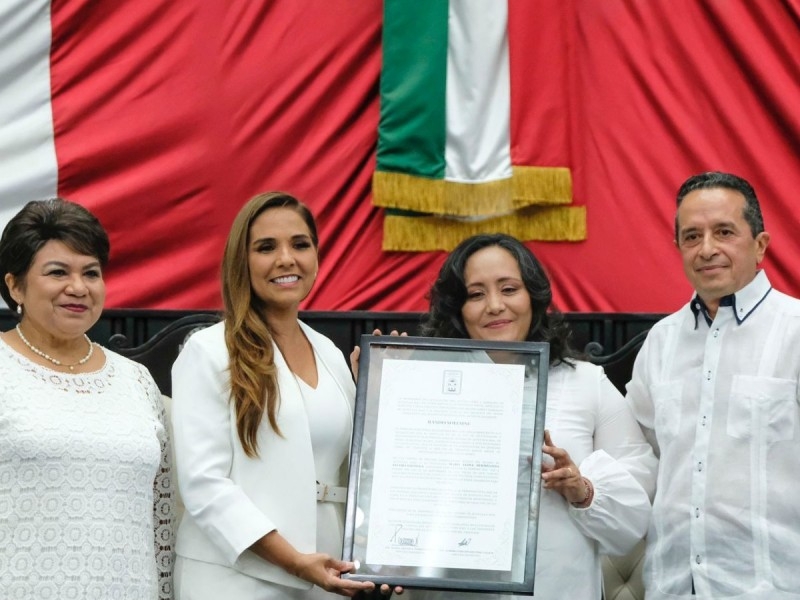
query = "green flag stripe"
(377, 0, 448, 179)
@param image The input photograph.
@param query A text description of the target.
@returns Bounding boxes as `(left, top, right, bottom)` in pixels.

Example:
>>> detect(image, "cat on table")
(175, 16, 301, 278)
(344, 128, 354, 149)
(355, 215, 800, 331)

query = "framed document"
(342, 336, 549, 594)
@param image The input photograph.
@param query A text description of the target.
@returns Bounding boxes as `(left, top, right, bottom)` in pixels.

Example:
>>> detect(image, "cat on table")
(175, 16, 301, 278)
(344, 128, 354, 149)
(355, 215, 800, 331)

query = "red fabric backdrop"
(46, 0, 800, 312)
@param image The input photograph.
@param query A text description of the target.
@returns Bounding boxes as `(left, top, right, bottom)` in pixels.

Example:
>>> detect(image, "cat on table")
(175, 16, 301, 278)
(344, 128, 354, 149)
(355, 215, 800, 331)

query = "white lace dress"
(0, 338, 176, 599)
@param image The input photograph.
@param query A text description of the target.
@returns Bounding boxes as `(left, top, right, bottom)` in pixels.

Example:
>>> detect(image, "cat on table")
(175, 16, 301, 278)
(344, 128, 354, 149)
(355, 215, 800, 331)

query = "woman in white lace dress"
(0, 198, 175, 599)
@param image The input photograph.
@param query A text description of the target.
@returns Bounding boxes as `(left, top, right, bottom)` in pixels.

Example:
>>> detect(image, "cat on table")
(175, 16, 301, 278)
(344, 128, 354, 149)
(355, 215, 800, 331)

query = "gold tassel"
(373, 167, 573, 216)
(382, 206, 587, 252)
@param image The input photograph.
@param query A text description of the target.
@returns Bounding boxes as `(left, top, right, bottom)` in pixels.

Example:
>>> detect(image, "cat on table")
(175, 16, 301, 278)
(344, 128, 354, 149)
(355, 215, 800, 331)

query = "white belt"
(316, 482, 347, 503)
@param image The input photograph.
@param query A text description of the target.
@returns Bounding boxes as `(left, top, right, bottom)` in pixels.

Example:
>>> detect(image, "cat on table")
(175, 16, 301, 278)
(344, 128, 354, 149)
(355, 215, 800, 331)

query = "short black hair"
(675, 171, 764, 241)
(0, 198, 110, 312)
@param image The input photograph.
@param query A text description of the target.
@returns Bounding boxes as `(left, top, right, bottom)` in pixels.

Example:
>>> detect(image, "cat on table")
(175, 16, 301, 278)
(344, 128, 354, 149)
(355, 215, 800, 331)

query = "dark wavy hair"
(420, 234, 577, 366)
(0, 197, 110, 314)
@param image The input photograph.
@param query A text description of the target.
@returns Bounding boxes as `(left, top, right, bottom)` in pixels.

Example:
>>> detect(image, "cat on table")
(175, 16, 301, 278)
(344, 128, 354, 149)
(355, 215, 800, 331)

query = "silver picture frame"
(342, 335, 549, 594)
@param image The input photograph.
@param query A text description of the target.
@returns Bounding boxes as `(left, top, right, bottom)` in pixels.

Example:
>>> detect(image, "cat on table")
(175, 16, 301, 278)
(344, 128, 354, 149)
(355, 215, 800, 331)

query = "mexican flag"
(0, 0, 394, 309)
(374, 0, 586, 251)
(4, 1, 799, 313)
(0, 0, 58, 216)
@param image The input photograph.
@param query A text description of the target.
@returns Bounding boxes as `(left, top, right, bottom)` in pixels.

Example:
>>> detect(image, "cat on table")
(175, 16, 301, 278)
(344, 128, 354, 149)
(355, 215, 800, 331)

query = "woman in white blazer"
(171, 192, 381, 599)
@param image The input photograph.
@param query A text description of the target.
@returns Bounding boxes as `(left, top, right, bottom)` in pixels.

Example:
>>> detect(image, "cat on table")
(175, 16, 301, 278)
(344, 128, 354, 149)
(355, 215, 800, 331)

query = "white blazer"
(171, 321, 355, 590)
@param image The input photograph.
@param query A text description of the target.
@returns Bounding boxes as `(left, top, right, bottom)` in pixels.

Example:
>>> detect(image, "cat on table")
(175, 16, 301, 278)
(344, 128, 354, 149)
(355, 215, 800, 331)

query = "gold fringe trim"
(373, 171, 512, 216)
(382, 206, 587, 252)
(373, 167, 573, 217)
(511, 166, 572, 208)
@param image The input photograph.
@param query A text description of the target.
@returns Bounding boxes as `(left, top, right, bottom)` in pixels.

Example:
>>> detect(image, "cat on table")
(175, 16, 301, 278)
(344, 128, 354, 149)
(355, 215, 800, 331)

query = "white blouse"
(296, 361, 351, 486)
(411, 360, 656, 600)
(0, 338, 175, 599)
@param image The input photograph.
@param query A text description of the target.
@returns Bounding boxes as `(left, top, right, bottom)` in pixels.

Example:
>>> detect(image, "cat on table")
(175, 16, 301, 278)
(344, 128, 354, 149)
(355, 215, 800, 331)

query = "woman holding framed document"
(413, 233, 656, 599)
(171, 192, 393, 599)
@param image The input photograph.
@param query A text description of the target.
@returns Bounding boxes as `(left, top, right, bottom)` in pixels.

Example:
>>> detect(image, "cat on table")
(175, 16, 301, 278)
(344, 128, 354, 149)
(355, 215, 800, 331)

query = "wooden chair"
(108, 313, 221, 396)
(584, 329, 649, 394)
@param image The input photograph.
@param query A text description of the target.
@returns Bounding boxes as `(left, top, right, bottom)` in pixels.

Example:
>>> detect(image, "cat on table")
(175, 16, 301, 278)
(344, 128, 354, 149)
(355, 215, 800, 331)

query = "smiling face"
(460, 245, 533, 343)
(676, 187, 770, 315)
(6, 239, 105, 342)
(247, 206, 319, 312)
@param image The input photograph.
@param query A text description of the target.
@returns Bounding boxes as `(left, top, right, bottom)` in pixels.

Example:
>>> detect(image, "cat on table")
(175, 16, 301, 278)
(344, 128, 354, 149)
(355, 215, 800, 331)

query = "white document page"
(365, 358, 525, 571)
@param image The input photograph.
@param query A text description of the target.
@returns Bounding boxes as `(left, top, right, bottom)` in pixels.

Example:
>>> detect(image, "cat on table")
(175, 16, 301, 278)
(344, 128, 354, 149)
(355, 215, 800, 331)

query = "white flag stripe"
(445, 0, 512, 184)
(0, 0, 58, 217)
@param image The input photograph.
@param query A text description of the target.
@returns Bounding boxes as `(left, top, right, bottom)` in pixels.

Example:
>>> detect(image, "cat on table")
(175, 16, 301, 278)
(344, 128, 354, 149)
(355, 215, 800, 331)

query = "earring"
(16, 304, 22, 315)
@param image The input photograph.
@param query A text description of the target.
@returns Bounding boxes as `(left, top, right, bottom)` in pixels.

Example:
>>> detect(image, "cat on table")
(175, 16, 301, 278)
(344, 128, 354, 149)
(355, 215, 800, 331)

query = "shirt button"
(713, 330, 719, 338)
(697, 461, 703, 471)
(706, 370, 712, 380)
(695, 507, 700, 518)
(696, 554, 702, 564)
(701, 416, 707, 426)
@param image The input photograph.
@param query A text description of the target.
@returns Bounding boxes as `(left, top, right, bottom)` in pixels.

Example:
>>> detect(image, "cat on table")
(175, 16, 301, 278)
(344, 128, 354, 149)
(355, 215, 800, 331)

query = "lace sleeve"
(150, 380, 176, 600)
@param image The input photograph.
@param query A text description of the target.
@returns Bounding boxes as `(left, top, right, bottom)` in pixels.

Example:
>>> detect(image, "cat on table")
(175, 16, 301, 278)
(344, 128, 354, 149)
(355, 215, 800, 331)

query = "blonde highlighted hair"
(221, 191, 318, 457)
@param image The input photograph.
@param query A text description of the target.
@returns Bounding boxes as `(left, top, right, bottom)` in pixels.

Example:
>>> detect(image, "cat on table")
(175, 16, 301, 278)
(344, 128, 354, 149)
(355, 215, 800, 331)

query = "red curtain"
(46, 0, 800, 312)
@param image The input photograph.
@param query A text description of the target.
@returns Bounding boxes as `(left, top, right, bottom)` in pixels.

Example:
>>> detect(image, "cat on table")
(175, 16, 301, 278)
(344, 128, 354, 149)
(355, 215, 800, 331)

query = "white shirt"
(627, 271, 800, 599)
(412, 360, 656, 600)
(0, 340, 175, 600)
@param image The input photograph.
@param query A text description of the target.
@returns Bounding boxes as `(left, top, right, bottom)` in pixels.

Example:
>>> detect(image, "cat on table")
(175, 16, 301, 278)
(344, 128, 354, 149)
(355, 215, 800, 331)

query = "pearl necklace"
(16, 324, 94, 371)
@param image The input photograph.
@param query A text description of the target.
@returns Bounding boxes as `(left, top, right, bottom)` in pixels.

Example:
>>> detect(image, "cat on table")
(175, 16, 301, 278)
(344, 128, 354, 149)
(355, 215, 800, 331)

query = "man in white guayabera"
(626, 171, 800, 600)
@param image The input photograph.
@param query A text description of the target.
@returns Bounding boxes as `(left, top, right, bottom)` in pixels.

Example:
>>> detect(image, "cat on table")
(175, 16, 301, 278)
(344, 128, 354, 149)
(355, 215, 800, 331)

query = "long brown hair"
(221, 191, 318, 457)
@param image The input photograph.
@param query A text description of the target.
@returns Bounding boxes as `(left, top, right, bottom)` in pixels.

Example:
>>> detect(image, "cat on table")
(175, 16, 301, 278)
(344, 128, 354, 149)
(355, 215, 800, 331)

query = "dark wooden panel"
(1, 309, 663, 395)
